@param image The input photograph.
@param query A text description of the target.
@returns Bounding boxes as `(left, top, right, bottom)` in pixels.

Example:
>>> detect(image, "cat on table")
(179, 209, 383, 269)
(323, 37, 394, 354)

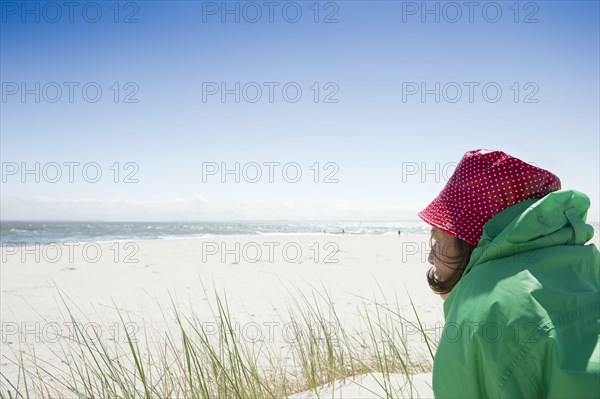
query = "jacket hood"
(444, 189, 595, 316)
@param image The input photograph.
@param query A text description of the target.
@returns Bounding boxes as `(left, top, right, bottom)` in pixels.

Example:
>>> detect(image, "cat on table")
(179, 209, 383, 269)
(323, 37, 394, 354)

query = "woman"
(418, 149, 599, 398)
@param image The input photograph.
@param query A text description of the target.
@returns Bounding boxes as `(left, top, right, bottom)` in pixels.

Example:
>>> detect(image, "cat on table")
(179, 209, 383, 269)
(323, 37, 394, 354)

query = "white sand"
(288, 372, 433, 399)
(1, 234, 440, 396)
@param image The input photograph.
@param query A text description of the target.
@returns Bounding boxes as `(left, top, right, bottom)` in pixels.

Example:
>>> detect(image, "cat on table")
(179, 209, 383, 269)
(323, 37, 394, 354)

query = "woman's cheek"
(433, 265, 448, 280)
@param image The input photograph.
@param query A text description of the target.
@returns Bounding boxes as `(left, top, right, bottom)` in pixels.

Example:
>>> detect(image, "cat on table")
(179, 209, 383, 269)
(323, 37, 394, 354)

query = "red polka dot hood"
(418, 149, 561, 247)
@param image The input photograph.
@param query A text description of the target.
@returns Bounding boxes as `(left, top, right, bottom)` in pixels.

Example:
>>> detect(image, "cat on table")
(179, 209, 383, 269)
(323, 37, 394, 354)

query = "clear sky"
(1, 1, 599, 221)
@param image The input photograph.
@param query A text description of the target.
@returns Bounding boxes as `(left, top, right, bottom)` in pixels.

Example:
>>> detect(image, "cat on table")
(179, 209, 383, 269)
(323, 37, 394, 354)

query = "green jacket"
(433, 189, 600, 398)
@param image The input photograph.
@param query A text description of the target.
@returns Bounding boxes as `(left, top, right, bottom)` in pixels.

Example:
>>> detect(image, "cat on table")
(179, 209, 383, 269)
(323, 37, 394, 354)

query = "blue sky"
(1, 1, 599, 221)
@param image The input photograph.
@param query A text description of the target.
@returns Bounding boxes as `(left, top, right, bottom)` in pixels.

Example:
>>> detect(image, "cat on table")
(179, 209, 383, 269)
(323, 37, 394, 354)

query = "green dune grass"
(0, 283, 437, 399)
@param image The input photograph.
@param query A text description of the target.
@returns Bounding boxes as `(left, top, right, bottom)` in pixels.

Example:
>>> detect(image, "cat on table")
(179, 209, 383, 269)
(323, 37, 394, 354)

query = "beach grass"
(0, 283, 437, 399)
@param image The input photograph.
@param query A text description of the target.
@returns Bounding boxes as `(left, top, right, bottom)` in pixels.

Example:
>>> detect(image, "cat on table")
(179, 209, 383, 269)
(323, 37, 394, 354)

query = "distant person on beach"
(417, 149, 599, 398)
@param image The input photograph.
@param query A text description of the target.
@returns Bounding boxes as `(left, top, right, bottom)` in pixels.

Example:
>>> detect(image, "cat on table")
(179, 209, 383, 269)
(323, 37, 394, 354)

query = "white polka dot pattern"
(418, 149, 561, 247)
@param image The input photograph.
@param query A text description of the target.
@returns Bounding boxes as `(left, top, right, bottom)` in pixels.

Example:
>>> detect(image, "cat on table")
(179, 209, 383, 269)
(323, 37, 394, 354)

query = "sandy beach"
(1, 233, 446, 397)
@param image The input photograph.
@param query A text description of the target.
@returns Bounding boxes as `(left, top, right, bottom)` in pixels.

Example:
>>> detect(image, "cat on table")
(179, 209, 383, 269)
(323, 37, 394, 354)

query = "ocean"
(0, 221, 432, 246)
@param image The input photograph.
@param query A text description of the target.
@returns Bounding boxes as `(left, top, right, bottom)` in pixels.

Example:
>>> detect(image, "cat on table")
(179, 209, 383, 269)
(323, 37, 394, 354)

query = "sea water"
(0, 220, 432, 246)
